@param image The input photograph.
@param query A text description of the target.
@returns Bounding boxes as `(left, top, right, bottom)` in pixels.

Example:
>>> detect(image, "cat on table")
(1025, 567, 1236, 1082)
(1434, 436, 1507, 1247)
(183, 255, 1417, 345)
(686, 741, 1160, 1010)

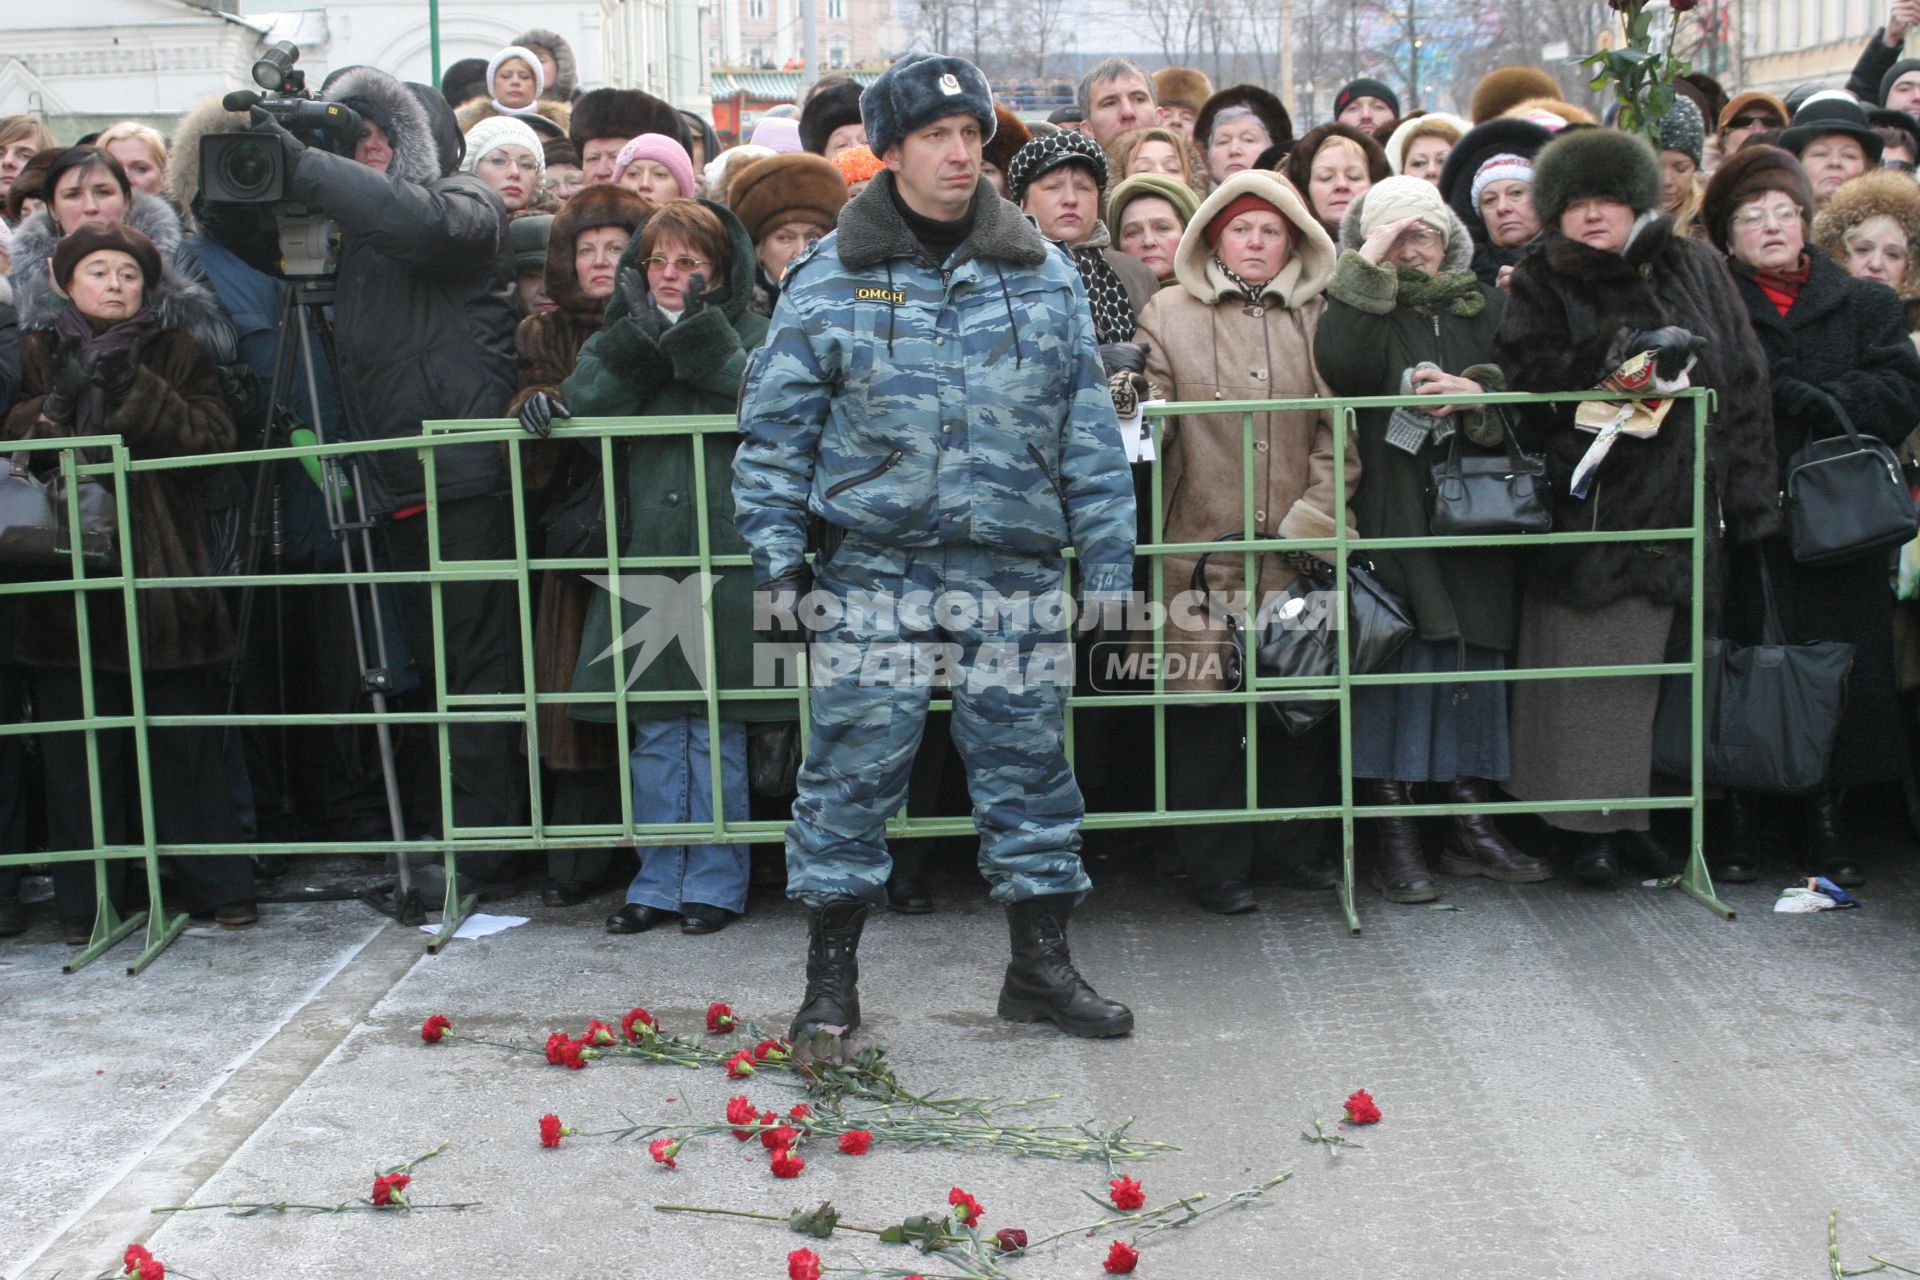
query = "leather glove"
(1772, 376, 1833, 425)
(1630, 326, 1707, 381)
(680, 271, 714, 320)
(86, 347, 140, 399)
(615, 264, 670, 338)
(752, 564, 814, 647)
(39, 355, 90, 426)
(248, 105, 306, 154)
(517, 390, 568, 439)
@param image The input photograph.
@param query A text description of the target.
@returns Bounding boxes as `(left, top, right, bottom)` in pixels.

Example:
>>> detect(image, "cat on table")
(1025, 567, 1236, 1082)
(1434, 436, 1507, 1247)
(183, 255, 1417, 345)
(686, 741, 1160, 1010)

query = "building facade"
(1742, 0, 1909, 97)
(711, 0, 907, 72)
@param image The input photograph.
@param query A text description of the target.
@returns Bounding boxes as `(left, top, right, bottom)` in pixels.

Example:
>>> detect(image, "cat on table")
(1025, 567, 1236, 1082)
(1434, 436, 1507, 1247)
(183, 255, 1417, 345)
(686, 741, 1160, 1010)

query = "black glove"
(248, 106, 306, 155)
(517, 391, 569, 438)
(1772, 376, 1833, 426)
(1630, 326, 1707, 381)
(615, 265, 665, 333)
(85, 347, 140, 399)
(753, 565, 814, 647)
(39, 355, 90, 426)
(680, 271, 714, 320)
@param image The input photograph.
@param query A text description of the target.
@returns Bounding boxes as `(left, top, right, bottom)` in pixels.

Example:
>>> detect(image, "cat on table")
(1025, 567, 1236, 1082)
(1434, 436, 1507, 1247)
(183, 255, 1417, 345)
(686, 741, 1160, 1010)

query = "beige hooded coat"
(1131, 169, 1360, 693)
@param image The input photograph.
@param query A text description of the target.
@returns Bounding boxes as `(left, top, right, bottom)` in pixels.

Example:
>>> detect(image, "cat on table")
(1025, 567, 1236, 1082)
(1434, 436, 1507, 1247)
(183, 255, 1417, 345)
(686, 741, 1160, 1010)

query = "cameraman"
(205, 65, 526, 892)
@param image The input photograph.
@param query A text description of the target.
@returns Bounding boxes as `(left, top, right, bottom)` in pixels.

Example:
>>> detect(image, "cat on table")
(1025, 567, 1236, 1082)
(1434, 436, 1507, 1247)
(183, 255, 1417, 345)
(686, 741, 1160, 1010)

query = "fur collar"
(1541, 213, 1677, 279)
(834, 172, 1047, 271)
(9, 194, 233, 358)
(325, 66, 441, 186)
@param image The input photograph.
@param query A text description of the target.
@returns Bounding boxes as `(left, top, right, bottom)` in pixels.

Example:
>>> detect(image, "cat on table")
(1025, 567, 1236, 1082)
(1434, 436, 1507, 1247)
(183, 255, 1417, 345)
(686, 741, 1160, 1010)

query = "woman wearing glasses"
(1314, 177, 1547, 903)
(1704, 146, 1920, 887)
(550, 198, 778, 937)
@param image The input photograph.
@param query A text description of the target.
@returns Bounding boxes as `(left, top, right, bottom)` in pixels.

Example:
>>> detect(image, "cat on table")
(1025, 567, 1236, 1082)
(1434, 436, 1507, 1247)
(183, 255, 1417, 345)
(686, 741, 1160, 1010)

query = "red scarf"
(1742, 255, 1811, 317)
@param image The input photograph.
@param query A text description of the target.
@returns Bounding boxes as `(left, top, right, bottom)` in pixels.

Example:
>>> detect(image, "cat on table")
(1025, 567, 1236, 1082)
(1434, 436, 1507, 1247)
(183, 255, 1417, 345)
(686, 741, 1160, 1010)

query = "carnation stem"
(150, 1200, 481, 1216)
(654, 1205, 907, 1240)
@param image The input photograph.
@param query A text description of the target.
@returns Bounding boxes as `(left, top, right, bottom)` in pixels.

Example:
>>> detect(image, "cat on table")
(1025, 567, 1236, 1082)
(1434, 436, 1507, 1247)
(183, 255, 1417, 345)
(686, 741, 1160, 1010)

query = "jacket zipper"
(825, 448, 904, 498)
(1026, 442, 1069, 507)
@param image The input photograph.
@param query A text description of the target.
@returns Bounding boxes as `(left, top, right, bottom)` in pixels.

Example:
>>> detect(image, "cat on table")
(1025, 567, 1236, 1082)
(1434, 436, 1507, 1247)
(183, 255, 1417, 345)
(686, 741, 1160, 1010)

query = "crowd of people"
(4, 15, 1920, 960)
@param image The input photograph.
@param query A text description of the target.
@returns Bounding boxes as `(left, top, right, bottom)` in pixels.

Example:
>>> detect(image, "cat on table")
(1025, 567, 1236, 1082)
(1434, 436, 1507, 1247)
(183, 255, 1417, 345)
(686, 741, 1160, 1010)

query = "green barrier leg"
(126, 850, 188, 975)
(424, 849, 476, 955)
(1675, 813, 1734, 920)
(63, 858, 141, 973)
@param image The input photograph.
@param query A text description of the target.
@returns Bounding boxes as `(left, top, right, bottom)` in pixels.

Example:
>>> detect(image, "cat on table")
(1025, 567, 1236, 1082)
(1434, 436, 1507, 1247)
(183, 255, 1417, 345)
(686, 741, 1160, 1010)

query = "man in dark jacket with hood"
(214, 66, 525, 889)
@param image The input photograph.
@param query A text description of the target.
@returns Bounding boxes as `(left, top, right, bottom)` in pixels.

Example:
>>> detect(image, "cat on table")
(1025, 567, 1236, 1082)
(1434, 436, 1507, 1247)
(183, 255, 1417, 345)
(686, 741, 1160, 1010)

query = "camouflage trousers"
(784, 533, 1094, 908)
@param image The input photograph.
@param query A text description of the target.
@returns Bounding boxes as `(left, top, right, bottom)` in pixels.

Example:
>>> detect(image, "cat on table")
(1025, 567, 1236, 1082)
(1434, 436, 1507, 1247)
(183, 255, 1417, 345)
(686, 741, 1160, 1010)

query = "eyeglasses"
(642, 255, 712, 274)
(1727, 115, 1783, 130)
(1732, 206, 1803, 230)
(1886, 159, 1918, 174)
(1394, 227, 1442, 248)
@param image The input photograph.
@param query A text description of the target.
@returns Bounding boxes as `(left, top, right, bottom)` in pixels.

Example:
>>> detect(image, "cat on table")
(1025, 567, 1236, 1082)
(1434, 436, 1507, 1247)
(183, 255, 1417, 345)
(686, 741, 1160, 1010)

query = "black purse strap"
(1808, 387, 1867, 450)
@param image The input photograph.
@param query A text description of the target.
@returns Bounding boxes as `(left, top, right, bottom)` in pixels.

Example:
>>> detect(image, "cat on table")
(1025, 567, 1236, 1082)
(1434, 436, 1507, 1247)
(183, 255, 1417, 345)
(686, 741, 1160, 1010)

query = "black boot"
(997, 895, 1133, 1038)
(1363, 779, 1438, 903)
(789, 899, 869, 1041)
(1439, 777, 1552, 882)
(1567, 832, 1622, 886)
(1712, 793, 1760, 884)
(1807, 789, 1863, 887)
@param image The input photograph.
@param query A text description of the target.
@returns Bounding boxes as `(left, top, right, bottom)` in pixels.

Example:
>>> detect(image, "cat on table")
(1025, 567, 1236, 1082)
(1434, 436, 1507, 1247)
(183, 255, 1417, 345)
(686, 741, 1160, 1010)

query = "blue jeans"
(626, 716, 750, 913)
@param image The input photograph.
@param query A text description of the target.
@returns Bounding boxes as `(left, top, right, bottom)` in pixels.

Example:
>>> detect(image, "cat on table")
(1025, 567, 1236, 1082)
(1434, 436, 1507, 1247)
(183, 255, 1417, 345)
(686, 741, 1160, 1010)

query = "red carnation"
(726, 1049, 757, 1078)
(539, 1113, 572, 1147)
(560, 1036, 590, 1070)
(726, 1094, 759, 1140)
(1104, 1240, 1140, 1273)
(1343, 1088, 1382, 1125)
(649, 1138, 680, 1169)
(789, 1102, 813, 1121)
(371, 1172, 411, 1208)
(787, 1248, 822, 1280)
(585, 1018, 618, 1046)
(770, 1146, 807, 1178)
(706, 1001, 736, 1032)
(994, 1228, 1028, 1253)
(123, 1244, 153, 1275)
(622, 1007, 659, 1041)
(761, 1123, 799, 1151)
(126, 1257, 163, 1280)
(420, 1014, 451, 1044)
(948, 1186, 985, 1227)
(544, 1032, 569, 1065)
(837, 1129, 873, 1155)
(1109, 1175, 1146, 1211)
(752, 1036, 791, 1061)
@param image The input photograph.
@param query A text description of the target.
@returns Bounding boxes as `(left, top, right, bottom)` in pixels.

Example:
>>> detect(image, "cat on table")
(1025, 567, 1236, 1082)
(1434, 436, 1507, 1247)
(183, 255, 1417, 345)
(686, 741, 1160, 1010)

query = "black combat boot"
(996, 895, 1133, 1038)
(1439, 777, 1552, 882)
(789, 899, 869, 1041)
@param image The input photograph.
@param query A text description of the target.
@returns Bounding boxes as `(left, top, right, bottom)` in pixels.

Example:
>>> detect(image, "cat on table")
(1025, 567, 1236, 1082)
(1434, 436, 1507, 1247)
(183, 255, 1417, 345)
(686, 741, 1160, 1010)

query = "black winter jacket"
(1495, 217, 1780, 610)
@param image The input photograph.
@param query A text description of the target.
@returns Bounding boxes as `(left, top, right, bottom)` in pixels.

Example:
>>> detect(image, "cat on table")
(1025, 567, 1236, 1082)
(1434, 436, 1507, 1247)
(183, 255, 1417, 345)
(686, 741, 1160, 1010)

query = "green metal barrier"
(0, 387, 1720, 971)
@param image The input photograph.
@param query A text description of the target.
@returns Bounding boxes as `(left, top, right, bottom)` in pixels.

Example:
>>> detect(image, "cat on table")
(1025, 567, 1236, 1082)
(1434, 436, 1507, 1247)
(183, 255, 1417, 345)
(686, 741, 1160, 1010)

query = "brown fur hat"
(1469, 66, 1562, 123)
(1700, 143, 1815, 252)
(569, 88, 687, 151)
(1153, 66, 1214, 114)
(546, 183, 649, 315)
(1501, 97, 1600, 129)
(982, 103, 1033, 177)
(727, 153, 848, 244)
(1813, 169, 1920, 300)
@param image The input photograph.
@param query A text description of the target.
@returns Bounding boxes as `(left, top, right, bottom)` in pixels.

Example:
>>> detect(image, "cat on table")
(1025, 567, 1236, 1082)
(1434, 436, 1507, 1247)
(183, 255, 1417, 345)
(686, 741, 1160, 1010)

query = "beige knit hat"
(1355, 174, 1451, 239)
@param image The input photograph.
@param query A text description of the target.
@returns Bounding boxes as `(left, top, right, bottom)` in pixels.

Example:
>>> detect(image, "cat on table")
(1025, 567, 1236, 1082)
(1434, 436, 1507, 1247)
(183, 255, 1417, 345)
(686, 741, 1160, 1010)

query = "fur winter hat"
(1339, 177, 1474, 274)
(982, 103, 1032, 177)
(570, 88, 689, 152)
(512, 27, 578, 101)
(1335, 77, 1401, 121)
(1882, 58, 1920, 107)
(613, 133, 694, 197)
(462, 116, 547, 180)
(546, 183, 647, 312)
(1284, 123, 1389, 196)
(1194, 84, 1293, 154)
(1469, 66, 1561, 124)
(441, 58, 488, 109)
(1701, 143, 1815, 253)
(728, 152, 847, 243)
(1107, 171, 1199, 231)
(1384, 112, 1467, 174)
(1659, 95, 1706, 167)
(800, 78, 866, 155)
(860, 53, 996, 158)
(1530, 126, 1662, 228)
(1814, 168, 1920, 300)
(1153, 66, 1213, 115)
(1502, 97, 1599, 130)
(52, 222, 162, 294)
(1005, 130, 1109, 203)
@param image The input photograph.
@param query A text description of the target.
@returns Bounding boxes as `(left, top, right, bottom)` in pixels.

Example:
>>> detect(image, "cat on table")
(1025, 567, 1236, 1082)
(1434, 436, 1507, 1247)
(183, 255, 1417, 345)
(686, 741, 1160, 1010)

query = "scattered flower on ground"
(420, 1015, 451, 1044)
(1104, 1240, 1140, 1273)
(370, 1173, 411, 1208)
(948, 1186, 985, 1226)
(1110, 1175, 1146, 1210)
(837, 1129, 873, 1155)
(1343, 1089, 1382, 1125)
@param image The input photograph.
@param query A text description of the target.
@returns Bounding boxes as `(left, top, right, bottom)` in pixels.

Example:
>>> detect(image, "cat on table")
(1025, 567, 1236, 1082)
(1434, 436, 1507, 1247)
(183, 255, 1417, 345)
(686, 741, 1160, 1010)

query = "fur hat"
(1501, 97, 1599, 130)
(728, 152, 848, 243)
(441, 58, 488, 108)
(1383, 111, 1467, 174)
(512, 28, 578, 101)
(1283, 122, 1390, 212)
(800, 78, 866, 155)
(1719, 91, 1789, 134)
(1659, 95, 1706, 167)
(1882, 58, 1920, 107)
(1469, 66, 1560, 123)
(1781, 92, 1886, 163)
(570, 87, 689, 151)
(982, 103, 1032, 177)
(52, 221, 162, 294)
(1339, 176, 1474, 274)
(1005, 130, 1108, 203)
(1194, 84, 1293, 154)
(1701, 143, 1816, 253)
(456, 97, 571, 140)
(1107, 171, 1200, 232)
(1530, 126, 1663, 228)
(545, 183, 647, 312)
(462, 115, 547, 180)
(613, 133, 694, 197)
(6, 149, 55, 224)
(860, 53, 997, 158)
(1336, 77, 1401, 121)
(1814, 168, 1920, 300)
(1153, 66, 1213, 114)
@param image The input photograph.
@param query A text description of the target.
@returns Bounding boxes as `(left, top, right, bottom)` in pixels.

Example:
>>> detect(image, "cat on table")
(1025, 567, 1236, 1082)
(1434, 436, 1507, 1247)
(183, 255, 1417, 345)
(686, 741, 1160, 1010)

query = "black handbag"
(0, 441, 118, 580)
(1783, 389, 1917, 565)
(1428, 413, 1552, 536)
(1193, 532, 1416, 736)
(1652, 555, 1854, 793)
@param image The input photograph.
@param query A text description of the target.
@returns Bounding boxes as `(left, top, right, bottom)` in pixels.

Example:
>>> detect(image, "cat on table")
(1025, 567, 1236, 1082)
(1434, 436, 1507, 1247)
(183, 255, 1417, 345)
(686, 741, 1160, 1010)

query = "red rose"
(787, 1247, 822, 1280)
(706, 1001, 736, 1032)
(726, 1094, 759, 1140)
(837, 1129, 873, 1155)
(752, 1036, 790, 1061)
(948, 1186, 985, 1227)
(1104, 1241, 1140, 1273)
(622, 1007, 658, 1041)
(649, 1138, 680, 1169)
(371, 1173, 411, 1208)
(544, 1032, 569, 1065)
(1343, 1088, 1382, 1125)
(1109, 1175, 1146, 1211)
(585, 1018, 618, 1046)
(123, 1244, 152, 1275)
(726, 1049, 757, 1078)
(761, 1123, 799, 1151)
(770, 1146, 807, 1178)
(993, 1228, 1028, 1253)
(539, 1113, 571, 1147)
(420, 1014, 451, 1044)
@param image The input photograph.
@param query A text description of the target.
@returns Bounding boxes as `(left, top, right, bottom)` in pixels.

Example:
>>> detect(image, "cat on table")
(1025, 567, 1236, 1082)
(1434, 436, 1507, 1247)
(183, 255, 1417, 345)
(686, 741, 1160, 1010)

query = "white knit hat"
(1470, 152, 1535, 207)
(487, 45, 545, 102)
(461, 115, 547, 181)
(1357, 174, 1452, 239)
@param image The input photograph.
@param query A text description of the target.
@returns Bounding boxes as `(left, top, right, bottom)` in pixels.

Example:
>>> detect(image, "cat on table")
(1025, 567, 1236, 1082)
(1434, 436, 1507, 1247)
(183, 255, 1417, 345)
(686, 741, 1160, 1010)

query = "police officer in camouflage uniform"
(733, 53, 1139, 1041)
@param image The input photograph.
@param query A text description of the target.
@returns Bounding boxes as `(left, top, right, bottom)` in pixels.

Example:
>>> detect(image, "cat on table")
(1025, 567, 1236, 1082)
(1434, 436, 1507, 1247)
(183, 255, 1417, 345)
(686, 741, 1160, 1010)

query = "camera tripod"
(222, 275, 423, 925)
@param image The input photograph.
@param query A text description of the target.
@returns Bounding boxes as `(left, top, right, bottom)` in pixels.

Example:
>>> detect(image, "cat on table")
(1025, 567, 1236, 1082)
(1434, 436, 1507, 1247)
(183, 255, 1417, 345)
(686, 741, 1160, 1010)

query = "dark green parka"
(1313, 192, 1519, 652)
(561, 199, 780, 723)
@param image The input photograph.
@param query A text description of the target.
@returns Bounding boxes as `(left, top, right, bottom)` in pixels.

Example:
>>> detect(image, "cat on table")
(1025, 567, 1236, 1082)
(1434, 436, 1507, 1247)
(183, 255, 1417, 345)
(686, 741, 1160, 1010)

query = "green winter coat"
(561, 200, 781, 723)
(1313, 248, 1518, 651)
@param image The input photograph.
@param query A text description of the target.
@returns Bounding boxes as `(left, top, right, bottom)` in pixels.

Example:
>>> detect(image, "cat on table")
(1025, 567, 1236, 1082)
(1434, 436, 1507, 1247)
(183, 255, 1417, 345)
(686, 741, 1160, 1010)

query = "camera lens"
(220, 140, 276, 199)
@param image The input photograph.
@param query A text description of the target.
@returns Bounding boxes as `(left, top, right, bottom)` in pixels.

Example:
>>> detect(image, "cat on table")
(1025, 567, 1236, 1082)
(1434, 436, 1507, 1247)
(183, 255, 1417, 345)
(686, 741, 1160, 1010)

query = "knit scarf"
(1395, 266, 1486, 317)
(1068, 222, 1138, 345)
(1732, 254, 1810, 318)
(490, 99, 539, 117)
(1211, 255, 1272, 304)
(52, 302, 163, 436)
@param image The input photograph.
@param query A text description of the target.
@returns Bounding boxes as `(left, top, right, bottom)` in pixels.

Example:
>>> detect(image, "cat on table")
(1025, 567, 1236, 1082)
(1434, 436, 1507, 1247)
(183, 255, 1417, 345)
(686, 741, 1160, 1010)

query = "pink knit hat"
(612, 133, 695, 197)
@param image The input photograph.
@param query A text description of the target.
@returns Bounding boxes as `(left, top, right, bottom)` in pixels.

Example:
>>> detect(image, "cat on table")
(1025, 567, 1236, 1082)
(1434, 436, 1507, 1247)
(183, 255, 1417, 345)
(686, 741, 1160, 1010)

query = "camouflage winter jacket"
(732, 173, 1137, 598)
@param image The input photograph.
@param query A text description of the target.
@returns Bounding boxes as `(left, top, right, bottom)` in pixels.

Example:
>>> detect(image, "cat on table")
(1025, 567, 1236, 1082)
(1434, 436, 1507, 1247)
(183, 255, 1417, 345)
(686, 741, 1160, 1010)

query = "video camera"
(198, 41, 359, 278)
